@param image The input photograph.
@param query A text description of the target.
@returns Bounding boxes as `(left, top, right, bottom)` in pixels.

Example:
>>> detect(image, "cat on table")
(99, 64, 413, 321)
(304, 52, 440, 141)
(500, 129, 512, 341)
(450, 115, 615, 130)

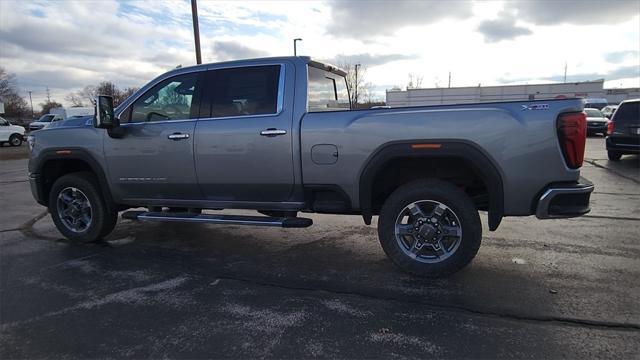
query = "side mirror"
(94, 95, 119, 129)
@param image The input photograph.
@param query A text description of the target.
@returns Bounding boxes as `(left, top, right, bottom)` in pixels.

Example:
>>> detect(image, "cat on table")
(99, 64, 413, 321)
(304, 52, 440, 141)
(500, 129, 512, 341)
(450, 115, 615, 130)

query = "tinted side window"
(130, 73, 198, 123)
(615, 102, 640, 125)
(308, 66, 350, 112)
(209, 65, 280, 118)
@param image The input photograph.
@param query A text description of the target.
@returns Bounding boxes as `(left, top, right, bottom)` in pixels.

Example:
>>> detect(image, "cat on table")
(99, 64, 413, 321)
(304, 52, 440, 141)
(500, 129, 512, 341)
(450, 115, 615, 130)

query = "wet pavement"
(1, 138, 639, 359)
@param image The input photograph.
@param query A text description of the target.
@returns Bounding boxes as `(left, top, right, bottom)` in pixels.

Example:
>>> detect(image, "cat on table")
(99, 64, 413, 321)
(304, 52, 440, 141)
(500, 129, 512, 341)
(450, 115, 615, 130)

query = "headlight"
(27, 135, 35, 152)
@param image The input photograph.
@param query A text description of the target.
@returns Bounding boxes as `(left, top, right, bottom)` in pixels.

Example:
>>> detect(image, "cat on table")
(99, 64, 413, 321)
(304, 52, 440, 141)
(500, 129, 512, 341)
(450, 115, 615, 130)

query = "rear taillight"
(557, 112, 587, 169)
(607, 119, 615, 135)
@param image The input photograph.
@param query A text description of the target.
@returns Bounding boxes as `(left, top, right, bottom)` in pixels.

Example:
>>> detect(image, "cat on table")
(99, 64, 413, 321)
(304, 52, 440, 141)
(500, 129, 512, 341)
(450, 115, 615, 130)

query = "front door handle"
(260, 128, 287, 136)
(168, 133, 190, 140)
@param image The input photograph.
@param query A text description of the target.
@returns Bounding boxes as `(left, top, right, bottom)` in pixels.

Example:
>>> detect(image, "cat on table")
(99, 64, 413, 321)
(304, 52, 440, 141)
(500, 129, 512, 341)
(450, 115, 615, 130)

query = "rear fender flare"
(358, 140, 504, 231)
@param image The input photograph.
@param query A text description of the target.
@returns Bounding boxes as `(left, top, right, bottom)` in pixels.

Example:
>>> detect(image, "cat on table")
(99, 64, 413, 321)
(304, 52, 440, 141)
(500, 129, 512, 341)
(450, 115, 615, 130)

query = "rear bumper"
(535, 178, 594, 219)
(606, 136, 640, 154)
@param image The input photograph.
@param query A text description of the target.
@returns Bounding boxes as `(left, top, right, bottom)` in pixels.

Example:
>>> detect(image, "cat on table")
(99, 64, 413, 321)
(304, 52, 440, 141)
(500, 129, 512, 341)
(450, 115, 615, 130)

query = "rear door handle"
(260, 128, 287, 136)
(168, 133, 190, 140)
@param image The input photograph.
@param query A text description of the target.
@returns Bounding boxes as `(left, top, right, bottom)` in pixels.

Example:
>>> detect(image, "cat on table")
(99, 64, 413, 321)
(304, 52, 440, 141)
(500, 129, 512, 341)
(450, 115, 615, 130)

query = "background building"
(386, 80, 638, 107)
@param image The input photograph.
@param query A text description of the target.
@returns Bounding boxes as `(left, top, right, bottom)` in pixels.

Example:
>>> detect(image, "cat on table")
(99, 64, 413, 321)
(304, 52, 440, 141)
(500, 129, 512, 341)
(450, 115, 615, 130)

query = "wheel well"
(40, 159, 95, 205)
(370, 157, 489, 214)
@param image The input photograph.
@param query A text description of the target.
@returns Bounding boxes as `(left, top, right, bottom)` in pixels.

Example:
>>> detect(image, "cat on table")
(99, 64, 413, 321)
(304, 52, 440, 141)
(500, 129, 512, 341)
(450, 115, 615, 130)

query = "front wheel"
(9, 134, 22, 146)
(378, 179, 482, 277)
(48, 172, 118, 243)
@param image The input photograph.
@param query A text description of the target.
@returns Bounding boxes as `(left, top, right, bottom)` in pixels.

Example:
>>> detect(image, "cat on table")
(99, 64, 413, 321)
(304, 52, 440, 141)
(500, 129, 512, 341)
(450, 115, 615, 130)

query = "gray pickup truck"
(28, 56, 593, 277)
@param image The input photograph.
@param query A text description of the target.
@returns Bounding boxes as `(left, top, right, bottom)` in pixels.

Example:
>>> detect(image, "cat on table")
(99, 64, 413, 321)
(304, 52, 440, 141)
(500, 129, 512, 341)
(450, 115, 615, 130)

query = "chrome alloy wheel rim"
(394, 200, 462, 263)
(56, 187, 92, 233)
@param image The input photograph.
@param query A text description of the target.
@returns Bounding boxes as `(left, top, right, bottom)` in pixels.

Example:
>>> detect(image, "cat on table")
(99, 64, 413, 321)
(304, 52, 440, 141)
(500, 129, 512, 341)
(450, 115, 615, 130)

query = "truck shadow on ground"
(80, 219, 576, 325)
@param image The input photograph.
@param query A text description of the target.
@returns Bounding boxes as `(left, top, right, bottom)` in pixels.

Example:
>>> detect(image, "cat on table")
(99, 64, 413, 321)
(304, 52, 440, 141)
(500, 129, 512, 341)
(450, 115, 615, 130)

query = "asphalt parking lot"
(1, 138, 639, 359)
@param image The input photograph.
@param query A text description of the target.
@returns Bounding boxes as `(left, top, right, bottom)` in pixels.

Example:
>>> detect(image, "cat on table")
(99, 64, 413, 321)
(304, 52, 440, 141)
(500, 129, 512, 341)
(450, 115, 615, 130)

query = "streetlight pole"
(354, 63, 361, 106)
(191, 0, 202, 64)
(293, 38, 302, 56)
(28, 91, 34, 118)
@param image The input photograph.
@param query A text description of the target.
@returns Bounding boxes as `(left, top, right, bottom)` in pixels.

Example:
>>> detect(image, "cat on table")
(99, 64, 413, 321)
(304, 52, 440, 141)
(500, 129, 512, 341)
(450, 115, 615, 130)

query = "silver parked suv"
(28, 57, 594, 277)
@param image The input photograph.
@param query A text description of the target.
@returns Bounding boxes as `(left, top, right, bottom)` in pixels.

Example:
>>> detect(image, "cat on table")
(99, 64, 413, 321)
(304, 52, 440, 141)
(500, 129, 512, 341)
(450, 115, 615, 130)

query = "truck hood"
(8, 124, 26, 133)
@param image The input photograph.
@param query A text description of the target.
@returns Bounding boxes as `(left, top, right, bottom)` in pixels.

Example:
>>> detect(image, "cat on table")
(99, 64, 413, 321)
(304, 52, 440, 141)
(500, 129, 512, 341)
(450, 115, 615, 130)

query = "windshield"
(307, 66, 350, 112)
(37, 115, 55, 122)
(585, 109, 603, 117)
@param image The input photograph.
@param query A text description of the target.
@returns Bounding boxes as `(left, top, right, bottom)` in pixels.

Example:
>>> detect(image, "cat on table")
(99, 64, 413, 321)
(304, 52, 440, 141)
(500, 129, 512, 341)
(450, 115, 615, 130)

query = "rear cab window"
(307, 65, 350, 112)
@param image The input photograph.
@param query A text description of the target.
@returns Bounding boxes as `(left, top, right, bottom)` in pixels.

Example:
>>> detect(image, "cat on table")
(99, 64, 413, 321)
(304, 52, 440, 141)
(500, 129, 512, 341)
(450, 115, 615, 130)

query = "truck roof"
(164, 56, 347, 77)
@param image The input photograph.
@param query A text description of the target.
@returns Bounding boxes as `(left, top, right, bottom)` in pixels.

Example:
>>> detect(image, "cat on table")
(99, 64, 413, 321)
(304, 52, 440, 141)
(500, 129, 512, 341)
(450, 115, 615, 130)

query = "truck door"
(194, 64, 295, 202)
(104, 71, 203, 201)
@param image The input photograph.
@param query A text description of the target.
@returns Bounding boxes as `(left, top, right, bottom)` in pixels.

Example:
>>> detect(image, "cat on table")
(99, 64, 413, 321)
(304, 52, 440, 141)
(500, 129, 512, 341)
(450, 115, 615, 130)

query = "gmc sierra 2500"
(28, 56, 593, 277)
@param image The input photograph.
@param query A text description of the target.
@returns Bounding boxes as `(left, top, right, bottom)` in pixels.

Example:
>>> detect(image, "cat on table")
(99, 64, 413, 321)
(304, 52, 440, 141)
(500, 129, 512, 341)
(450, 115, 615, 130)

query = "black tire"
(607, 150, 622, 161)
(48, 172, 118, 243)
(378, 179, 482, 277)
(9, 134, 22, 147)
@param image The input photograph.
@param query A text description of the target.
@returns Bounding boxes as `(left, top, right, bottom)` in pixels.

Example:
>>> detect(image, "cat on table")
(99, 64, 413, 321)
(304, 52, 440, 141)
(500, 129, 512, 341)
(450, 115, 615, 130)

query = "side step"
(122, 211, 313, 228)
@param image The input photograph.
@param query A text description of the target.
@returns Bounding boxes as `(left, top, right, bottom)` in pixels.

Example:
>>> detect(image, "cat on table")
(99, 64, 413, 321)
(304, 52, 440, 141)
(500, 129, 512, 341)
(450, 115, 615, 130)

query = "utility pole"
(191, 0, 202, 64)
(448, 71, 451, 88)
(293, 38, 302, 56)
(45, 87, 51, 102)
(354, 63, 361, 106)
(28, 91, 34, 118)
(563, 62, 567, 83)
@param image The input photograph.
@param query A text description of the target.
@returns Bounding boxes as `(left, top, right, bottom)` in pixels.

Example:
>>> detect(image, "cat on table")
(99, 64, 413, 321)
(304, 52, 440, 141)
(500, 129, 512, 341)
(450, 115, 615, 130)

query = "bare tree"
(407, 73, 424, 89)
(335, 58, 373, 107)
(39, 100, 63, 116)
(78, 85, 97, 106)
(0, 67, 30, 117)
(65, 92, 85, 107)
(118, 87, 138, 105)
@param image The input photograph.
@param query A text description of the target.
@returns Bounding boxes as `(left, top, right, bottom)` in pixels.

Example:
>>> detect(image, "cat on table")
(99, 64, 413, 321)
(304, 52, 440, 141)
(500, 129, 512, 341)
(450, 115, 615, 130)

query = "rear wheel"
(9, 134, 22, 146)
(607, 150, 622, 161)
(378, 179, 481, 277)
(48, 172, 118, 243)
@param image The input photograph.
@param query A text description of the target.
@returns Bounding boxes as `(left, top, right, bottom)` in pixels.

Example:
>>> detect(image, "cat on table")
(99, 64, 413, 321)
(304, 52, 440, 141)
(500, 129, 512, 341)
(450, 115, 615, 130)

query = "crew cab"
(28, 57, 593, 277)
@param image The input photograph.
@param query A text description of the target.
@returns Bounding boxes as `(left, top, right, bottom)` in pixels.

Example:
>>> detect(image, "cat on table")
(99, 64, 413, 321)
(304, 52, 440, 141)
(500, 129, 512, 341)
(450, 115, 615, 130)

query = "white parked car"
(28, 114, 64, 131)
(0, 116, 26, 146)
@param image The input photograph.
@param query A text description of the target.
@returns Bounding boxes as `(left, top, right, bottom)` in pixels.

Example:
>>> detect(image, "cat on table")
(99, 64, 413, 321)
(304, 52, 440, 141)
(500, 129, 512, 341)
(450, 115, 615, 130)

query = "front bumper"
(535, 178, 594, 219)
(587, 122, 607, 132)
(29, 173, 46, 206)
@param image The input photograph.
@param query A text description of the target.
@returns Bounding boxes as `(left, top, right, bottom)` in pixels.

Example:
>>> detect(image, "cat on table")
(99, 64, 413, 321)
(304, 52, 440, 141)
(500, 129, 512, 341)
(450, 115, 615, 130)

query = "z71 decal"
(522, 104, 549, 111)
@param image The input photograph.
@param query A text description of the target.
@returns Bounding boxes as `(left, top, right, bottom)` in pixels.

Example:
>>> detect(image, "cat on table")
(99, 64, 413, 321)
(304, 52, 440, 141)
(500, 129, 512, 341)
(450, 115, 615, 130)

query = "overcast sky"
(1, 0, 639, 107)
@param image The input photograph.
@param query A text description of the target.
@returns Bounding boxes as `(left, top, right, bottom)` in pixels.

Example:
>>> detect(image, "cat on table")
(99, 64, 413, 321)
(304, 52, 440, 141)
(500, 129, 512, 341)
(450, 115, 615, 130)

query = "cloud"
(604, 50, 639, 64)
(326, 0, 473, 38)
(477, 13, 532, 43)
(325, 53, 415, 67)
(212, 41, 269, 61)
(508, 0, 640, 25)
